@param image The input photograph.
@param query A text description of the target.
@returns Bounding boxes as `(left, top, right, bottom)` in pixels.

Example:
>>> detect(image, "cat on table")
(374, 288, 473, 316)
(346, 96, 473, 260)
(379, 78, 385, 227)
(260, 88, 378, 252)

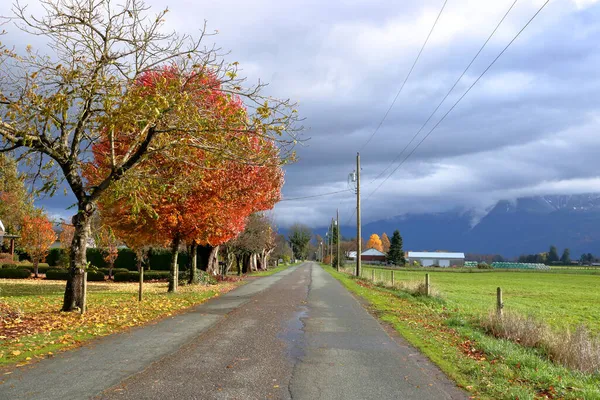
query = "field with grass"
(356, 266, 600, 333)
(0, 279, 240, 367)
(328, 265, 600, 399)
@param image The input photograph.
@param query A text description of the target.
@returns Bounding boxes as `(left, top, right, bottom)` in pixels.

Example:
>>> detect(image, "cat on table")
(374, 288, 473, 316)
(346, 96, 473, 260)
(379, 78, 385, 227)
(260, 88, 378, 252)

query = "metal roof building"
(407, 251, 465, 267)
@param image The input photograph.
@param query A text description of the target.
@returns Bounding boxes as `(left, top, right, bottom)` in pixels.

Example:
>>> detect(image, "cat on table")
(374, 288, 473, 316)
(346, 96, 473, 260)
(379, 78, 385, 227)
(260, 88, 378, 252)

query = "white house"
(407, 251, 465, 267)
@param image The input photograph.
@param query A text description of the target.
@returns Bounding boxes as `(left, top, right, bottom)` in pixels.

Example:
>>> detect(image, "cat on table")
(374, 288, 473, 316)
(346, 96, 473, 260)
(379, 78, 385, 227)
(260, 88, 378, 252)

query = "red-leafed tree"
(0, 0, 299, 311)
(87, 68, 285, 292)
(20, 214, 57, 278)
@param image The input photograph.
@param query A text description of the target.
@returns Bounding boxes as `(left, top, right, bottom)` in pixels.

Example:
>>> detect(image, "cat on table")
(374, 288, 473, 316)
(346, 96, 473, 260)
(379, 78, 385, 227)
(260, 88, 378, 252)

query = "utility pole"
(330, 218, 334, 267)
(336, 208, 340, 271)
(356, 152, 361, 277)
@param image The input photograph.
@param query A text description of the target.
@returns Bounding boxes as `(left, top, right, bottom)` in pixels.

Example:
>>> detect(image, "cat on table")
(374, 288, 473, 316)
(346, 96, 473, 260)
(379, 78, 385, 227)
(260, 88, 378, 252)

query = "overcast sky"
(3, 0, 600, 228)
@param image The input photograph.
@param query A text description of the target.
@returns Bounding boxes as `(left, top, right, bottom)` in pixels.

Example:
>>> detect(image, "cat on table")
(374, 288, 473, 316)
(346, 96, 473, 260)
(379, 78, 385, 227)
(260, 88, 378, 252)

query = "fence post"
(391, 270, 395, 286)
(425, 273, 430, 296)
(497, 287, 503, 317)
(371, 268, 375, 282)
(81, 272, 88, 315)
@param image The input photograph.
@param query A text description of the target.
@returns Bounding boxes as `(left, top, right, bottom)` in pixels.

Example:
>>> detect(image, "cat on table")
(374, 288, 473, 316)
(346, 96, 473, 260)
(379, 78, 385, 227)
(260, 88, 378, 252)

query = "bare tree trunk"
(108, 260, 115, 280)
(168, 236, 181, 293)
(137, 256, 143, 302)
(264, 249, 273, 270)
(206, 246, 219, 276)
(62, 202, 94, 312)
(33, 258, 39, 278)
(188, 242, 198, 284)
(242, 253, 250, 274)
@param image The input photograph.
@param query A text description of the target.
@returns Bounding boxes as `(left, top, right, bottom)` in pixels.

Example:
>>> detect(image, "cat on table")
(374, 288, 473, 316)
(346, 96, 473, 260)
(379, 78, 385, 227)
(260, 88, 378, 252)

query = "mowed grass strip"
(360, 266, 600, 333)
(0, 279, 240, 367)
(326, 265, 600, 399)
(249, 261, 301, 277)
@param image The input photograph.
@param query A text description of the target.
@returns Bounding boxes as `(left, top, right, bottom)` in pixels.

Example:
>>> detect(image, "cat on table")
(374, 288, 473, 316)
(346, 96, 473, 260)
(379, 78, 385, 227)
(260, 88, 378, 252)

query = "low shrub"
(17, 264, 52, 274)
(477, 262, 492, 269)
(114, 271, 170, 282)
(87, 271, 105, 281)
(46, 269, 70, 280)
(46, 269, 105, 281)
(0, 268, 31, 279)
(2, 263, 18, 269)
(99, 267, 129, 276)
(17, 266, 32, 273)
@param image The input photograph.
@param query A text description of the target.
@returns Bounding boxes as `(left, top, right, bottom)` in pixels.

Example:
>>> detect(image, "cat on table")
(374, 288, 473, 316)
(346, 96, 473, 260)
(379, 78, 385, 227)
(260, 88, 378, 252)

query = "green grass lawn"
(357, 266, 600, 333)
(327, 265, 600, 399)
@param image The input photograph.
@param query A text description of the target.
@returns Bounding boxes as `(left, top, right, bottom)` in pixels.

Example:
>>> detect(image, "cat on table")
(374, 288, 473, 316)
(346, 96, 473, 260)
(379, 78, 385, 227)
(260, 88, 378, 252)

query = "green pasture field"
(357, 266, 600, 333)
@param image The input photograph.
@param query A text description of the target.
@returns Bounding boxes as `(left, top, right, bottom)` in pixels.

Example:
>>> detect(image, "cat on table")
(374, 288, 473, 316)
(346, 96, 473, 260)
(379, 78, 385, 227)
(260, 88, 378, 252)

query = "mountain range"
(324, 194, 600, 258)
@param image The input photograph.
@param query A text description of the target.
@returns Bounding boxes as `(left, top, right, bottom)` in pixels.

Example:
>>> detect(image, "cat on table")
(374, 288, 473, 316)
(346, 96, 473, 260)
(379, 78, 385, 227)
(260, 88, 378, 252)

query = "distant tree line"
(517, 245, 591, 265)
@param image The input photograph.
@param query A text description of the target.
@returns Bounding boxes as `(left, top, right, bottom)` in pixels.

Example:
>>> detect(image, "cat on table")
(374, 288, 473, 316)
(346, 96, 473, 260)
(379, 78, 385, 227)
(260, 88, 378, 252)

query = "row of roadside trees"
(0, 0, 300, 311)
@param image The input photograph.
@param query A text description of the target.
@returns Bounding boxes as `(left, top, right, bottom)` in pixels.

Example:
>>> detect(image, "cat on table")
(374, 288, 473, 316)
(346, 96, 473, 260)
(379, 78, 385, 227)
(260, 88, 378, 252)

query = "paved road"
(0, 262, 466, 400)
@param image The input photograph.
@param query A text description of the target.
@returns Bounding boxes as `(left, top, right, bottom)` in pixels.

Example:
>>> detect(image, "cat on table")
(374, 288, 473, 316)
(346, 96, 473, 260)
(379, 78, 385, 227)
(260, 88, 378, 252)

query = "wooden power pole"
(356, 152, 361, 277)
(330, 218, 334, 267)
(336, 208, 340, 271)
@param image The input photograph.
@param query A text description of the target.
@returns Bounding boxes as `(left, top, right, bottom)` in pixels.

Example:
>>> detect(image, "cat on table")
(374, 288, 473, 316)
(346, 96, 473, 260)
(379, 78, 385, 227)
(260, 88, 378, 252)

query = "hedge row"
(46, 248, 190, 271)
(98, 267, 129, 276)
(0, 268, 31, 279)
(113, 271, 170, 282)
(45, 269, 105, 281)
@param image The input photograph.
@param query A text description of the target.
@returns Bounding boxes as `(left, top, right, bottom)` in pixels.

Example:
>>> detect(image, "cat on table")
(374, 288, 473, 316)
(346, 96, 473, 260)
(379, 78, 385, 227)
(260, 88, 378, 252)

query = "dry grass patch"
(481, 312, 600, 374)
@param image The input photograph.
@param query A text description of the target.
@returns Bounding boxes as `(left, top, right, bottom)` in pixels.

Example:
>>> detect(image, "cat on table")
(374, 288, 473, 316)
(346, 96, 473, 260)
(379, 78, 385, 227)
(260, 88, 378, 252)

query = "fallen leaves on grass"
(0, 280, 239, 367)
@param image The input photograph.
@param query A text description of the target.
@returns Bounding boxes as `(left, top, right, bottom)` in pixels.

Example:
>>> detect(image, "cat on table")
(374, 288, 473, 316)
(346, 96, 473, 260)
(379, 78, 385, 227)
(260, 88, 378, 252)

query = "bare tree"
(0, 0, 300, 311)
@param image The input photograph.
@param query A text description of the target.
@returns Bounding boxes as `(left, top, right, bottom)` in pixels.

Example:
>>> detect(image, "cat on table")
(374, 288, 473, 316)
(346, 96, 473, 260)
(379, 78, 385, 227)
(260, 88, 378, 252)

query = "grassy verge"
(0, 279, 240, 368)
(355, 265, 600, 333)
(324, 264, 600, 399)
(249, 261, 301, 277)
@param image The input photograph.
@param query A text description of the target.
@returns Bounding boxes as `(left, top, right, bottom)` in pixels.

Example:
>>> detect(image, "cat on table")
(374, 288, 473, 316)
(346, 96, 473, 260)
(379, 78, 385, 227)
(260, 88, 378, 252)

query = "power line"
(359, 0, 449, 152)
(279, 189, 354, 202)
(368, 0, 520, 185)
(366, 0, 550, 201)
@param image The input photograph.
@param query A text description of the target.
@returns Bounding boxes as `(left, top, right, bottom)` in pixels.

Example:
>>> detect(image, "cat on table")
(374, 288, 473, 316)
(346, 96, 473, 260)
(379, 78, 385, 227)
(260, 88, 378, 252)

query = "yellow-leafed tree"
(381, 233, 391, 253)
(366, 234, 383, 252)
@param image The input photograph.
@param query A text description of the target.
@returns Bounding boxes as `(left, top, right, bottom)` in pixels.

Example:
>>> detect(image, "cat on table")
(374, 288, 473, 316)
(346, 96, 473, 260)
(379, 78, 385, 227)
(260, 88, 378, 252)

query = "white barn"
(407, 251, 465, 267)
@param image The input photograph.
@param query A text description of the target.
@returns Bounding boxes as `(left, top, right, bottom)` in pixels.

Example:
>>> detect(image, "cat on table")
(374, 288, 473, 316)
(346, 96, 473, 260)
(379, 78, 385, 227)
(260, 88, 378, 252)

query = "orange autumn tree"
(21, 213, 57, 278)
(58, 223, 75, 267)
(366, 234, 383, 252)
(94, 224, 119, 279)
(381, 233, 391, 254)
(87, 68, 284, 292)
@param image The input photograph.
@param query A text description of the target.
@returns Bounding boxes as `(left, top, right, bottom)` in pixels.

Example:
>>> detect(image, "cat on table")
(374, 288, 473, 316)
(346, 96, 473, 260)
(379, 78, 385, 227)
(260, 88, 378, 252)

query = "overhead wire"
(279, 0, 450, 208)
(367, 0, 520, 185)
(278, 189, 354, 202)
(365, 0, 551, 202)
(359, 0, 449, 152)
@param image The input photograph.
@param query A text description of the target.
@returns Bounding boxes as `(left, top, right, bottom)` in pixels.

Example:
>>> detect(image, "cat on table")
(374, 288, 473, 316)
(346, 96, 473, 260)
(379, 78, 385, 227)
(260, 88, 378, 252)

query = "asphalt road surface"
(0, 262, 467, 400)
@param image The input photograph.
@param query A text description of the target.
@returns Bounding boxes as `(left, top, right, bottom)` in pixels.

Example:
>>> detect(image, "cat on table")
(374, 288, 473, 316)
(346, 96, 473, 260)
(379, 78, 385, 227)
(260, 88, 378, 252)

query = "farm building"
(407, 251, 465, 267)
(347, 249, 387, 264)
(361, 248, 387, 264)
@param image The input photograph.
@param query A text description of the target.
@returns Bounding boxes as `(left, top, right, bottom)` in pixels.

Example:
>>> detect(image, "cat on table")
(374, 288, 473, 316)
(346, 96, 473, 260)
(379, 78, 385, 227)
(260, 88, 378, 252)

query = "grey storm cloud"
(2, 0, 600, 228)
